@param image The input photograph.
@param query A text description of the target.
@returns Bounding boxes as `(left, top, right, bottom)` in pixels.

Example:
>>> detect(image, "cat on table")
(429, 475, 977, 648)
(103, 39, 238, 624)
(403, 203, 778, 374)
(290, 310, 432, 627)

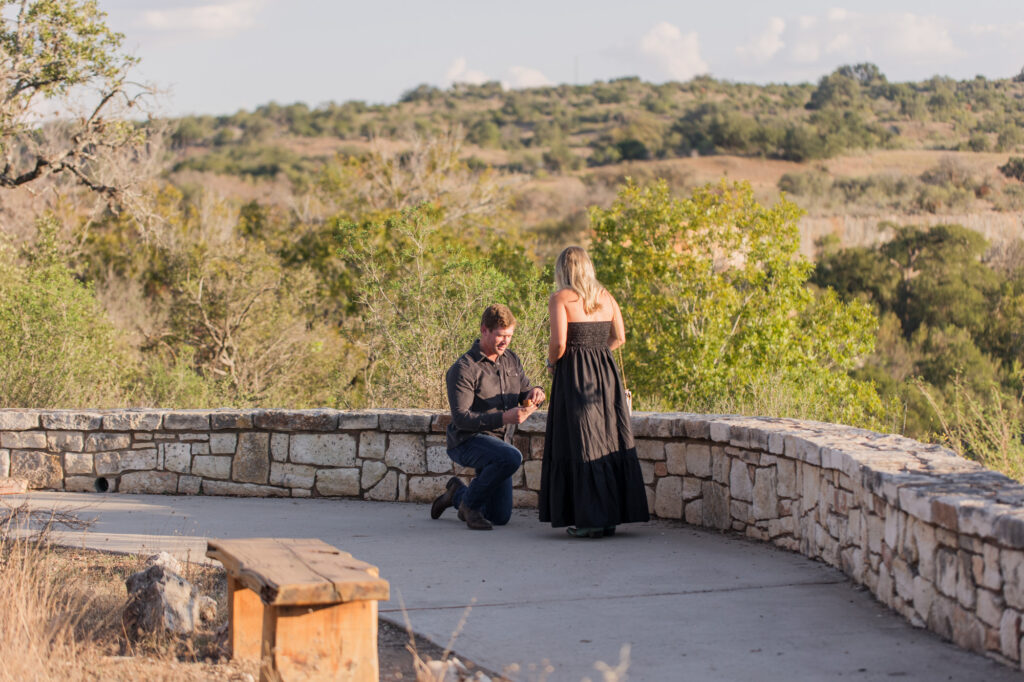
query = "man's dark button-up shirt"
(445, 339, 534, 449)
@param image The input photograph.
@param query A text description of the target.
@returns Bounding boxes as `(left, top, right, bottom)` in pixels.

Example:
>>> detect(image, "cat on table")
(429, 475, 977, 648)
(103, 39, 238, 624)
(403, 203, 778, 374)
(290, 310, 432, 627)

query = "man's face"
(480, 324, 515, 358)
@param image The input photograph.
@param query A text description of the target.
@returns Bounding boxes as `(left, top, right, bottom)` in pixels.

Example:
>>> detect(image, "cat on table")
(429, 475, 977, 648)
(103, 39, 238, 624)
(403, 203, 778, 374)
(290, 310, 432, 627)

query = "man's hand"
(503, 403, 537, 425)
(526, 387, 546, 406)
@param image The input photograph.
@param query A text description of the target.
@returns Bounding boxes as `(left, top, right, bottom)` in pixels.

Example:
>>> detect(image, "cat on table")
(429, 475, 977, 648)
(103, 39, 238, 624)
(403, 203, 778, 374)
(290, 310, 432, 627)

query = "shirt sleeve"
(447, 361, 505, 432)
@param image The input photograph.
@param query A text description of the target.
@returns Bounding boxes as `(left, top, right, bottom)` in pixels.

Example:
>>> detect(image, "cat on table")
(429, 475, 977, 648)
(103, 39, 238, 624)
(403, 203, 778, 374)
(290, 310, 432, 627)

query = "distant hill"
(161, 65, 1024, 255)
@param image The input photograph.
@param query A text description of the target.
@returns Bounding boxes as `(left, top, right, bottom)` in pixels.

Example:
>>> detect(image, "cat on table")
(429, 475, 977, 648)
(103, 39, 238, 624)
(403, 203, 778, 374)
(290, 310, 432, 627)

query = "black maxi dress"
(538, 321, 650, 529)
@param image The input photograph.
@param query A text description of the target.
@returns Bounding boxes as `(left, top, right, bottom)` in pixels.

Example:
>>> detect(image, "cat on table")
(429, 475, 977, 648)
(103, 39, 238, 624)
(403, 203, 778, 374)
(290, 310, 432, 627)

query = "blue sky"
(99, 1, 1024, 117)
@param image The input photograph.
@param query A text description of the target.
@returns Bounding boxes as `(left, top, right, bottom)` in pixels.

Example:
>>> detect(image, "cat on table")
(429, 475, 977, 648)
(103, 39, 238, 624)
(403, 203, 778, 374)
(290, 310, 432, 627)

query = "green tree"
(337, 206, 548, 409)
(0, 0, 150, 197)
(590, 180, 883, 426)
(0, 216, 128, 407)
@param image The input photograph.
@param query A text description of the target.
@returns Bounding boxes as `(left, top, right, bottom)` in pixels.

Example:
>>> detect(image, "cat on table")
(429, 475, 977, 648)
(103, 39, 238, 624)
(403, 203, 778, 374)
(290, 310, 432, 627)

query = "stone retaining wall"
(3, 408, 1024, 669)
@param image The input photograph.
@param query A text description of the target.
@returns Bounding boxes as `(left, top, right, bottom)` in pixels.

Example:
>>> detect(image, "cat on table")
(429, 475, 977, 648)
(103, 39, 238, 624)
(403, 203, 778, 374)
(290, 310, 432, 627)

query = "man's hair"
(481, 303, 516, 331)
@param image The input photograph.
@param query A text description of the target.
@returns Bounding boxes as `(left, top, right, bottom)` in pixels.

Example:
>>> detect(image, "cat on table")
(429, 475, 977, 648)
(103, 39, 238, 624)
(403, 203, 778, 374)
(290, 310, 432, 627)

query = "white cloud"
(140, 1, 264, 36)
(639, 21, 709, 80)
(968, 22, 1024, 38)
(444, 58, 489, 86)
(505, 66, 552, 89)
(780, 9, 959, 66)
(737, 17, 785, 61)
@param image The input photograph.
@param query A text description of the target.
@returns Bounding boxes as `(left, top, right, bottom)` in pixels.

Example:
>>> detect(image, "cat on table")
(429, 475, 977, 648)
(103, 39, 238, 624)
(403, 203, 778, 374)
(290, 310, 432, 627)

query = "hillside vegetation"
(1, 4, 1022, 483)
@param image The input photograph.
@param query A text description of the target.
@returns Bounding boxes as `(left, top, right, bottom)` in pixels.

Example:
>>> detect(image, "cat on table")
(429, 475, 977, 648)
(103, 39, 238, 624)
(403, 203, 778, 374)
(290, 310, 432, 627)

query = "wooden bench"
(206, 538, 390, 682)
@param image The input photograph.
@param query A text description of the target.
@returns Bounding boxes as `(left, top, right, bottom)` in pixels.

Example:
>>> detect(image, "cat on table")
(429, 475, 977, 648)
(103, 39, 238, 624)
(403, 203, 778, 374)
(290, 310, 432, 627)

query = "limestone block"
(635, 439, 665, 461)
(752, 467, 778, 520)
(426, 442, 452, 473)
(178, 432, 208, 442)
(1, 431, 46, 449)
(337, 411, 380, 430)
(96, 450, 158, 475)
(380, 410, 433, 432)
(711, 447, 729, 484)
(163, 412, 211, 431)
(976, 588, 1004, 628)
(64, 452, 94, 475)
(291, 489, 311, 498)
(684, 499, 702, 525)
(0, 448, 8, 477)
(385, 434, 426, 474)
(365, 471, 398, 501)
(85, 433, 131, 452)
(254, 409, 336, 431)
(913, 575, 937, 623)
(768, 517, 795, 538)
(682, 476, 702, 501)
(104, 412, 162, 431)
(683, 444, 711, 478)
(0, 411, 40, 429)
(703, 481, 730, 530)
(513, 489, 539, 508)
(951, 606, 987, 654)
(48, 431, 84, 453)
(512, 466, 524, 487)
(523, 460, 543, 490)
(359, 460, 386, 490)
(209, 432, 237, 454)
(638, 460, 654, 485)
(120, 471, 178, 494)
(1001, 550, 1024, 610)
(190, 443, 209, 456)
(291, 433, 356, 467)
(269, 462, 317, 489)
(682, 417, 710, 440)
(312, 468, 360, 497)
(192, 456, 232, 480)
(359, 431, 386, 460)
(65, 476, 99, 492)
(955, 551, 977, 610)
(936, 548, 959, 598)
(893, 557, 915, 601)
(730, 500, 752, 525)
(664, 442, 685, 475)
(178, 476, 202, 495)
(269, 433, 288, 461)
(232, 432, 269, 484)
(163, 442, 191, 474)
(518, 410, 546, 434)
(398, 473, 408, 502)
(200, 480, 289, 497)
(42, 412, 103, 430)
(645, 486, 655, 515)
(914, 522, 938, 582)
(209, 411, 255, 430)
(134, 433, 153, 441)
(432, 413, 452, 434)
(709, 421, 731, 443)
(729, 461, 753, 502)
(1000, 608, 1021, 660)
(407, 475, 450, 503)
(530, 436, 544, 461)
(974, 544, 1002, 592)
(654, 476, 683, 519)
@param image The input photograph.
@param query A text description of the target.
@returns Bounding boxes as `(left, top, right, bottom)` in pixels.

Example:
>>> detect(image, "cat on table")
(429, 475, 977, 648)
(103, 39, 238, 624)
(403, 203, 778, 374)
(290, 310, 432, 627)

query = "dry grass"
(0, 507, 254, 682)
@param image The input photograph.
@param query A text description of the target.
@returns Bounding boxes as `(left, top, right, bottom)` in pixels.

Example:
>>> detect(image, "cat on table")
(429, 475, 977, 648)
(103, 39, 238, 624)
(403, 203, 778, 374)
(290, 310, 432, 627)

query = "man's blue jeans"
(448, 434, 522, 525)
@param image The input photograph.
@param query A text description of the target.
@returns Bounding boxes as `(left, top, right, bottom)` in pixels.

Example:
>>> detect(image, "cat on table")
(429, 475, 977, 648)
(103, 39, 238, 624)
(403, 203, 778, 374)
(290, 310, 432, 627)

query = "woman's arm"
(547, 291, 568, 369)
(607, 292, 626, 351)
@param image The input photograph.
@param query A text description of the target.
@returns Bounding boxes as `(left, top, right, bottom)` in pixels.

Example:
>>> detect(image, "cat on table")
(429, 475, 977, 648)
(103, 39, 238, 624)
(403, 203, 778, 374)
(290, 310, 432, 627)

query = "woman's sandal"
(566, 526, 605, 538)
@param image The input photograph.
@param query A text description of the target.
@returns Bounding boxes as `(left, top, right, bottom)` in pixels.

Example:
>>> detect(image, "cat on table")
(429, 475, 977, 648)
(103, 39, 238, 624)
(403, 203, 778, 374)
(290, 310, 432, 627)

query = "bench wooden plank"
(207, 538, 390, 606)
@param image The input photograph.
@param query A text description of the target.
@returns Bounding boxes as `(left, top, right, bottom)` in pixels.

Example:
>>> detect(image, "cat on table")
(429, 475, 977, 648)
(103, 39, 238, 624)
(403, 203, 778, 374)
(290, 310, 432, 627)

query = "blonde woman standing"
(538, 246, 649, 538)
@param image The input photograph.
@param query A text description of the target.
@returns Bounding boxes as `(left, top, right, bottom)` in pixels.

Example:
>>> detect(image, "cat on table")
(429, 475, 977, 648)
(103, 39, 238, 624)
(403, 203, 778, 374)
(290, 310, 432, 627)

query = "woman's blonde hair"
(555, 246, 604, 314)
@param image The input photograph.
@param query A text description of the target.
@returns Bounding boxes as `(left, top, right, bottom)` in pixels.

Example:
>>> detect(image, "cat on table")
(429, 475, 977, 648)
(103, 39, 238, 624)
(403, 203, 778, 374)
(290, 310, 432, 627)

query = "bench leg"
(260, 599, 380, 682)
(227, 576, 266, 661)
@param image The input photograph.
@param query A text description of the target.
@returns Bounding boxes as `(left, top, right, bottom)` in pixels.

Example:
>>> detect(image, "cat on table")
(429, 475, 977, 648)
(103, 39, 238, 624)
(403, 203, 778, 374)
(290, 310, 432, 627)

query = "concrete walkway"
(15, 492, 1023, 681)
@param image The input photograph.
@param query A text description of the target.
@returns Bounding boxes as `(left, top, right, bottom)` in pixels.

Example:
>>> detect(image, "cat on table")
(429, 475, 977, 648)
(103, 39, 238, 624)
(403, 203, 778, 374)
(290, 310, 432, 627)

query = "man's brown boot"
(430, 477, 465, 520)
(458, 502, 493, 530)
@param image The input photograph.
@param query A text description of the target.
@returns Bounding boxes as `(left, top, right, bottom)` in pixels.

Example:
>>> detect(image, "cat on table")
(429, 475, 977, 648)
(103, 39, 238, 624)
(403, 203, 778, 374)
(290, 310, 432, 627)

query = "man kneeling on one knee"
(431, 304, 545, 530)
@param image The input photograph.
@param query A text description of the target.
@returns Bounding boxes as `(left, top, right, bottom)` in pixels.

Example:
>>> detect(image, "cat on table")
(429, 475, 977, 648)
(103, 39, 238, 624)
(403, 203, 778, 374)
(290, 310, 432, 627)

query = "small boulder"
(122, 563, 216, 638)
